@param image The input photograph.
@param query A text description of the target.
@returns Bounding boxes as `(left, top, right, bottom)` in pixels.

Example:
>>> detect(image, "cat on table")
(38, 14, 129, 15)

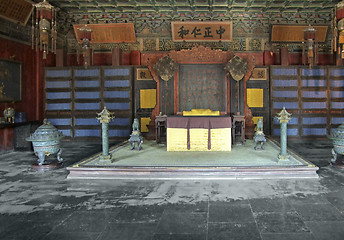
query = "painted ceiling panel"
(29, 0, 341, 16)
(213, 0, 228, 7)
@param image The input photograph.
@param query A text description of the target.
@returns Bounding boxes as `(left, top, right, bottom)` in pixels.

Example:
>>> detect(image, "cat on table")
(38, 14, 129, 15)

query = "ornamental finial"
(276, 107, 292, 123)
(96, 107, 115, 124)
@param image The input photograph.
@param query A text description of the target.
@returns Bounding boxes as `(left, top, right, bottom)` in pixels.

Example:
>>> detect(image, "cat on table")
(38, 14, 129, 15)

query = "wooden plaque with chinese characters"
(136, 68, 153, 80)
(250, 68, 267, 80)
(172, 22, 232, 42)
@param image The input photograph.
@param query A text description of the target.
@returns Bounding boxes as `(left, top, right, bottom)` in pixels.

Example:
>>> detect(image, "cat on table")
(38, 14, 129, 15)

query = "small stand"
(232, 113, 245, 145)
(155, 115, 167, 144)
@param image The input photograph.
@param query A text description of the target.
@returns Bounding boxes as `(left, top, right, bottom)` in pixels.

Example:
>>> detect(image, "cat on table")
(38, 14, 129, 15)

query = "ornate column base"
(99, 154, 112, 161)
(278, 154, 290, 162)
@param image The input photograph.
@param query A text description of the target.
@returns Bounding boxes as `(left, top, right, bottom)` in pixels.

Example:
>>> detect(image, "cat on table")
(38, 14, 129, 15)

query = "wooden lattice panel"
(45, 66, 133, 140)
(270, 66, 344, 138)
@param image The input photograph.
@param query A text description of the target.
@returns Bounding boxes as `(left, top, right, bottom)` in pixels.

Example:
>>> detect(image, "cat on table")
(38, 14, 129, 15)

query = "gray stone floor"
(1, 139, 344, 240)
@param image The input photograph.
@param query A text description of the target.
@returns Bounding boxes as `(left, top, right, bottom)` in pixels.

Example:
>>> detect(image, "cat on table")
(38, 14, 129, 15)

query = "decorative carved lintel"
(169, 45, 234, 64)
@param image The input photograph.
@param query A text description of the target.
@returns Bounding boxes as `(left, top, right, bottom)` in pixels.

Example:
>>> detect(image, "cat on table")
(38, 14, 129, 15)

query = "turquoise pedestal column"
(276, 107, 292, 161)
(97, 107, 115, 161)
(102, 122, 109, 157)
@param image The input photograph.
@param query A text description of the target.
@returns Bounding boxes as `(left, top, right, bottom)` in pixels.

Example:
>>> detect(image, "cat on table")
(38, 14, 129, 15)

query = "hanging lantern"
(31, 0, 57, 59)
(303, 24, 317, 68)
(77, 25, 93, 68)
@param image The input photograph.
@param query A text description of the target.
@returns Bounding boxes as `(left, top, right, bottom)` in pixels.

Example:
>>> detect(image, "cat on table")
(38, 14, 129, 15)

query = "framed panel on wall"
(247, 66, 270, 135)
(134, 66, 156, 133)
(136, 68, 153, 80)
(250, 68, 267, 81)
(0, 59, 21, 102)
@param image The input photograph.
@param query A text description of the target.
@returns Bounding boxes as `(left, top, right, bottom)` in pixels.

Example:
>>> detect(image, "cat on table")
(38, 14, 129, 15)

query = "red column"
(281, 47, 289, 66)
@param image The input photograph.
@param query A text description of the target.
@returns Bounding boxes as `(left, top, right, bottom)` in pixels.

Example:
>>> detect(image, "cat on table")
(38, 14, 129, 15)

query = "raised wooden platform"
(67, 139, 319, 180)
(67, 165, 319, 180)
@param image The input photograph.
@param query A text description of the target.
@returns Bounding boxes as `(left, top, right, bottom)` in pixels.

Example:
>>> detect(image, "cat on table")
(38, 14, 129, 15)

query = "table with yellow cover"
(167, 116, 232, 151)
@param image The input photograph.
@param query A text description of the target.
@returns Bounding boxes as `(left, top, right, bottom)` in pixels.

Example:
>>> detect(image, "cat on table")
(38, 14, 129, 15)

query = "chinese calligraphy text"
(172, 22, 232, 42)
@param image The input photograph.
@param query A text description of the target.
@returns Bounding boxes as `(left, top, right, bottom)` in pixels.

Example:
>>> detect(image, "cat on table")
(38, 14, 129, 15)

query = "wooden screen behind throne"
(147, 46, 254, 118)
(179, 64, 226, 112)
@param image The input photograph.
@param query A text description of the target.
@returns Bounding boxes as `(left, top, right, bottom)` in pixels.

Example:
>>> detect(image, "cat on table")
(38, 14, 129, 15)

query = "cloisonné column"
(276, 107, 292, 161)
(96, 107, 115, 160)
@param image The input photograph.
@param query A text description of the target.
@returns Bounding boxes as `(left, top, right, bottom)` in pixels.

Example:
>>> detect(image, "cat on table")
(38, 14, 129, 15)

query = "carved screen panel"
(179, 64, 226, 112)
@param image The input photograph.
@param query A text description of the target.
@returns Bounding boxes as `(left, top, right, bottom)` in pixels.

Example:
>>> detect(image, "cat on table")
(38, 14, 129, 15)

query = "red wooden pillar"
(56, 49, 65, 67)
(130, 51, 141, 65)
(111, 48, 122, 66)
(281, 47, 289, 66)
(263, 50, 274, 65)
(35, 51, 40, 120)
(0, 128, 14, 150)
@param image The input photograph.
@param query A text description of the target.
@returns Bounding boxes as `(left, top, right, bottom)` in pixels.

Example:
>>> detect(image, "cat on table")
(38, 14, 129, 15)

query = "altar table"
(166, 116, 231, 151)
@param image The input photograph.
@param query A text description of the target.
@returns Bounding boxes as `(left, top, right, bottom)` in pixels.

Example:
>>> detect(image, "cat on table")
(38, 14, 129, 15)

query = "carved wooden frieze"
(169, 45, 234, 64)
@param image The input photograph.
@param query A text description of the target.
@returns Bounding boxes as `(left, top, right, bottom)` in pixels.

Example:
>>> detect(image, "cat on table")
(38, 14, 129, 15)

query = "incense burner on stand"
(128, 118, 143, 150)
(26, 119, 64, 168)
(328, 122, 344, 167)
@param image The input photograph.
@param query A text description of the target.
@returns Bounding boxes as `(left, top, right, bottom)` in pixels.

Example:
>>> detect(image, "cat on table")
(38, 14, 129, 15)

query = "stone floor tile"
(261, 233, 315, 240)
(54, 210, 113, 233)
(156, 212, 207, 235)
(285, 194, 330, 205)
(209, 199, 250, 205)
(99, 223, 157, 240)
(0, 214, 23, 233)
(208, 202, 255, 223)
(152, 233, 206, 240)
(305, 221, 344, 240)
(254, 212, 309, 233)
(114, 205, 164, 223)
(43, 232, 101, 240)
(208, 222, 261, 240)
(317, 168, 344, 190)
(292, 203, 344, 221)
(249, 197, 293, 213)
(21, 210, 74, 224)
(0, 220, 56, 240)
(324, 189, 344, 212)
(162, 201, 209, 213)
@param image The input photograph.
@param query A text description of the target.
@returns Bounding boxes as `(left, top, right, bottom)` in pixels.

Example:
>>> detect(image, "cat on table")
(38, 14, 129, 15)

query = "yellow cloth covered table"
(166, 116, 231, 151)
(183, 109, 220, 116)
